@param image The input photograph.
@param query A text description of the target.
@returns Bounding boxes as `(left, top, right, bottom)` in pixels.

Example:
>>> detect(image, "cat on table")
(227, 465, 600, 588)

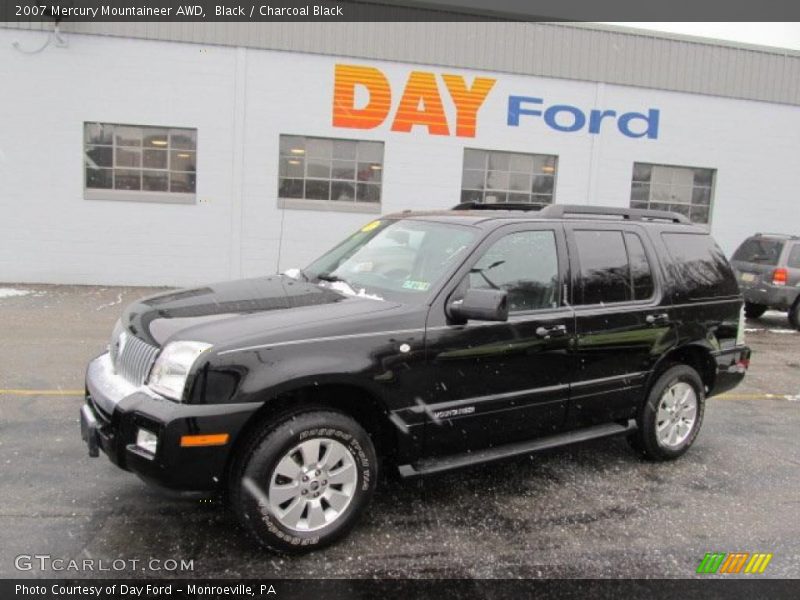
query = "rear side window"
(573, 230, 655, 304)
(732, 238, 784, 265)
(662, 233, 739, 299)
(787, 245, 800, 268)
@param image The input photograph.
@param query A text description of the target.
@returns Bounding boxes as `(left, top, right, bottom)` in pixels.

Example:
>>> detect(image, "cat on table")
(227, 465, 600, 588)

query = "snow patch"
(0, 288, 31, 299)
(282, 268, 301, 280)
(326, 280, 384, 301)
(96, 292, 123, 311)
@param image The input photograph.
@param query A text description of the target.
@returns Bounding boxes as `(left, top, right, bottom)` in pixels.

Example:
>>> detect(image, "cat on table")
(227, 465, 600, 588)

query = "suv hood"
(121, 275, 403, 347)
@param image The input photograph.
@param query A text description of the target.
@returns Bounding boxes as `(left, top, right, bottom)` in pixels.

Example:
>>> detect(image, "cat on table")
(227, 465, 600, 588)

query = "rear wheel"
(744, 302, 767, 319)
(789, 301, 800, 331)
(629, 365, 705, 461)
(229, 410, 378, 553)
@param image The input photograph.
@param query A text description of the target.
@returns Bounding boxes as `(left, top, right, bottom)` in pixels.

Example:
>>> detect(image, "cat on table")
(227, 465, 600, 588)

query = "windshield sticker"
(402, 280, 431, 291)
(360, 220, 382, 233)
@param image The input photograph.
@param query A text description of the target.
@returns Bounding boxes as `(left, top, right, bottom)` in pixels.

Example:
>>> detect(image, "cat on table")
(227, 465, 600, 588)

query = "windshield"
(732, 238, 784, 265)
(304, 218, 478, 303)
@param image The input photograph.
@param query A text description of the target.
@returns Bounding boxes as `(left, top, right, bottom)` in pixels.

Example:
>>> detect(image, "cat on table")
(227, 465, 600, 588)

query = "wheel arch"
(223, 379, 399, 487)
(646, 343, 716, 397)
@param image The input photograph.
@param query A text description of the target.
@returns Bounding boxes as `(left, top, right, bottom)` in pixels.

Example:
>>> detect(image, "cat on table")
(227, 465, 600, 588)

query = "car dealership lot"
(1, 285, 798, 579)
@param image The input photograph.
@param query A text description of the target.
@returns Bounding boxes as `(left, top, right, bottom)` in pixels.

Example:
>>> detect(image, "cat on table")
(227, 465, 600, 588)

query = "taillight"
(772, 268, 788, 286)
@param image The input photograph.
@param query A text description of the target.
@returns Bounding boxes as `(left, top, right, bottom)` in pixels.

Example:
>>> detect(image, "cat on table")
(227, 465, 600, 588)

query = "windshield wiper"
(469, 260, 505, 290)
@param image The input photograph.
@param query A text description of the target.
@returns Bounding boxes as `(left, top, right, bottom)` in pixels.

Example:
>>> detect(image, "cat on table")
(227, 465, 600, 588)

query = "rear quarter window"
(662, 233, 739, 300)
(787, 244, 800, 268)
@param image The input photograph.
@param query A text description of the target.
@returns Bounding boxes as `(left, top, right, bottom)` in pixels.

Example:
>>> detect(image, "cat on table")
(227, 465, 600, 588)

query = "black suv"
(80, 204, 750, 552)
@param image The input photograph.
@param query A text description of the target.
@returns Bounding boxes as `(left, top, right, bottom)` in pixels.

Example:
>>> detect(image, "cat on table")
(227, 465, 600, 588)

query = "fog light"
(136, 428, 158, 455)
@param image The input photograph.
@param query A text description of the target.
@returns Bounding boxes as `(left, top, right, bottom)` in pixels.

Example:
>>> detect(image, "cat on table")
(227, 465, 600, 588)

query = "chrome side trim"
(571, 371, 647, 388)
(218, 328, 426, 355)
(418, 372, 646, 414)
(421, 383, 569, 413)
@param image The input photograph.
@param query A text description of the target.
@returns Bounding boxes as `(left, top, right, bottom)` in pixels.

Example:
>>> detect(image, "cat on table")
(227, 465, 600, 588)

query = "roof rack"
(755, 232, 799, 239)
(537, 204, 691, 224)
(451, 202, 543, 212)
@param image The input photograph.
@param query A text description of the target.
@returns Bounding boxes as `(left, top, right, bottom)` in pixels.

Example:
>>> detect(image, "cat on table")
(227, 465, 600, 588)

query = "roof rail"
(537, 204, 691, 224)
(755, 232, 799, 239)
(451, 202, 544, 212)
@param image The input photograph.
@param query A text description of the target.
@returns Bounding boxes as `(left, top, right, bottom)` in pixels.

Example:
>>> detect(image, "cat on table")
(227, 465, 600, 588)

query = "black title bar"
(3, 578, 800, 600)
(3, 0, 800, 22)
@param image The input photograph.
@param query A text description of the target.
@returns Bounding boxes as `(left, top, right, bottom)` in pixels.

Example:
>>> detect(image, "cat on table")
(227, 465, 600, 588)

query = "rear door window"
(662, 232, 739, 299)
(732, 238, 784, 265)
(573, 229, 655, 304)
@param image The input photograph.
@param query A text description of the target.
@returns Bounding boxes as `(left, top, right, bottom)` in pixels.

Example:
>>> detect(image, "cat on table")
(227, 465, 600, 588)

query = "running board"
(398, 419, 637, 478)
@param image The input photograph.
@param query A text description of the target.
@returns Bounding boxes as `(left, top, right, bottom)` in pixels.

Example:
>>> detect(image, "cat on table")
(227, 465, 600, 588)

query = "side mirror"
(448, 288, 509, 323)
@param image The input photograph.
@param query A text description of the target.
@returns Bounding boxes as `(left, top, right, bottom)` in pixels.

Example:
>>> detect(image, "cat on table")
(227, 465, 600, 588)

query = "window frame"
(444, 222, 569, 317)
(83, 122, 197, 205)
(277, 134, 384, 214)
(460, 148, 559, 208)
(629, 161, 716, 226)
(566, 223, 662, 309)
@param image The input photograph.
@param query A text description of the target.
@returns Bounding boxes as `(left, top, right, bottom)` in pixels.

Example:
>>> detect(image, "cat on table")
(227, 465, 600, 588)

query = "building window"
(630, 163, 714, 224)
(278, 135, 384, 211)
(460, 149, 557, 207)
(84, 123, 197, 203)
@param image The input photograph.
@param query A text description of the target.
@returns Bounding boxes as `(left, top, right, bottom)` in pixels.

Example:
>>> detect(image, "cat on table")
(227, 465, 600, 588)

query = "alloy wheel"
(656, 381, 698, 449)
(267, 438, 358, 532)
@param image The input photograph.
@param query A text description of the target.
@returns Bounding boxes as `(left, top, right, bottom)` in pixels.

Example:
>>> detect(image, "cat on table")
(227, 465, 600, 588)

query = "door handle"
(645, 313, 670, 325)
(536, 324, 567, 338)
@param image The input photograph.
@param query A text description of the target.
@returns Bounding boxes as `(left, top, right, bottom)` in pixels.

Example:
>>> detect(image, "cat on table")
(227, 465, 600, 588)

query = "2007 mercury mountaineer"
(81, 204, 751, 552)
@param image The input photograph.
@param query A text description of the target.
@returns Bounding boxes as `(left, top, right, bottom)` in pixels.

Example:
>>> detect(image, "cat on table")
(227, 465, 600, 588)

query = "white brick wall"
(2, 29, 798, 286)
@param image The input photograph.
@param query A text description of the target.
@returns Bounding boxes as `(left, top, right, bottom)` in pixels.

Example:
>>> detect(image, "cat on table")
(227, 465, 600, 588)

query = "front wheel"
(229, 410, 378, 553)
(629, 365, 705, 461)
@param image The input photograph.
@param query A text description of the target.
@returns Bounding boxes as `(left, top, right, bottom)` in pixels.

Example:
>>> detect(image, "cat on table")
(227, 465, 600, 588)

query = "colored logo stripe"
(744, 553, 773, 574)
(697, 552, 773, 574)
(697, 552, 726, 574)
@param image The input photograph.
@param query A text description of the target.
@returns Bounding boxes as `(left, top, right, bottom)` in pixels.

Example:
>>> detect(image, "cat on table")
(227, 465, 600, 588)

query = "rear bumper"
(81, 353, 262, 491)
(709, 345, 751, 397)
(741, 284, 799, 311)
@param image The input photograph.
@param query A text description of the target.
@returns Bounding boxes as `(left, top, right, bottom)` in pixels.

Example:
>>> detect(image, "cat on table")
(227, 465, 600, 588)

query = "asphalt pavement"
(1, 284, 798, 579)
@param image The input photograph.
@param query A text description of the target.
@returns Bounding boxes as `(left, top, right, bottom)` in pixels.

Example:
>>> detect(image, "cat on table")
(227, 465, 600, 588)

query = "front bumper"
(81, 353, 261, 491)
(709, 345, 751, 397)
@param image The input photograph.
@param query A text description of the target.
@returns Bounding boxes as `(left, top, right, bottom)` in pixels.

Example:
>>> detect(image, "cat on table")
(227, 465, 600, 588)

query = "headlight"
(147, 341, 212, 401)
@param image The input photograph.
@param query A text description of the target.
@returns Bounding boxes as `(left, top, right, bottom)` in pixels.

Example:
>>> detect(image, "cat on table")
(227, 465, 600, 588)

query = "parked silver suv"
(731, 233, 800, 329)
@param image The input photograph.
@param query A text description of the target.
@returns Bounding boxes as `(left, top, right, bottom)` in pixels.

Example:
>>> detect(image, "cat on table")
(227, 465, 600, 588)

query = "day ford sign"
(332, 64, 660, 140)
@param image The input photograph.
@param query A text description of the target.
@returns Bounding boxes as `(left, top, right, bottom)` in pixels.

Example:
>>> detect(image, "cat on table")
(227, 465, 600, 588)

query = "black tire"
(229, 410, 378, 554)
(789, 301, 800, 331)
(629, 365, 705, 461)
(744, 302, 767, 319)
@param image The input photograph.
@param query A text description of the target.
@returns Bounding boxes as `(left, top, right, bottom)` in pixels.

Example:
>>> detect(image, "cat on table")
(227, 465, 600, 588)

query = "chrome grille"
(110, 325, 159, 386)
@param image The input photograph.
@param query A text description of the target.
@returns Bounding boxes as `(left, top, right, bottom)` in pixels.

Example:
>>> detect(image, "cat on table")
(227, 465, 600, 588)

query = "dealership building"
(1, 17, 799, 286)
